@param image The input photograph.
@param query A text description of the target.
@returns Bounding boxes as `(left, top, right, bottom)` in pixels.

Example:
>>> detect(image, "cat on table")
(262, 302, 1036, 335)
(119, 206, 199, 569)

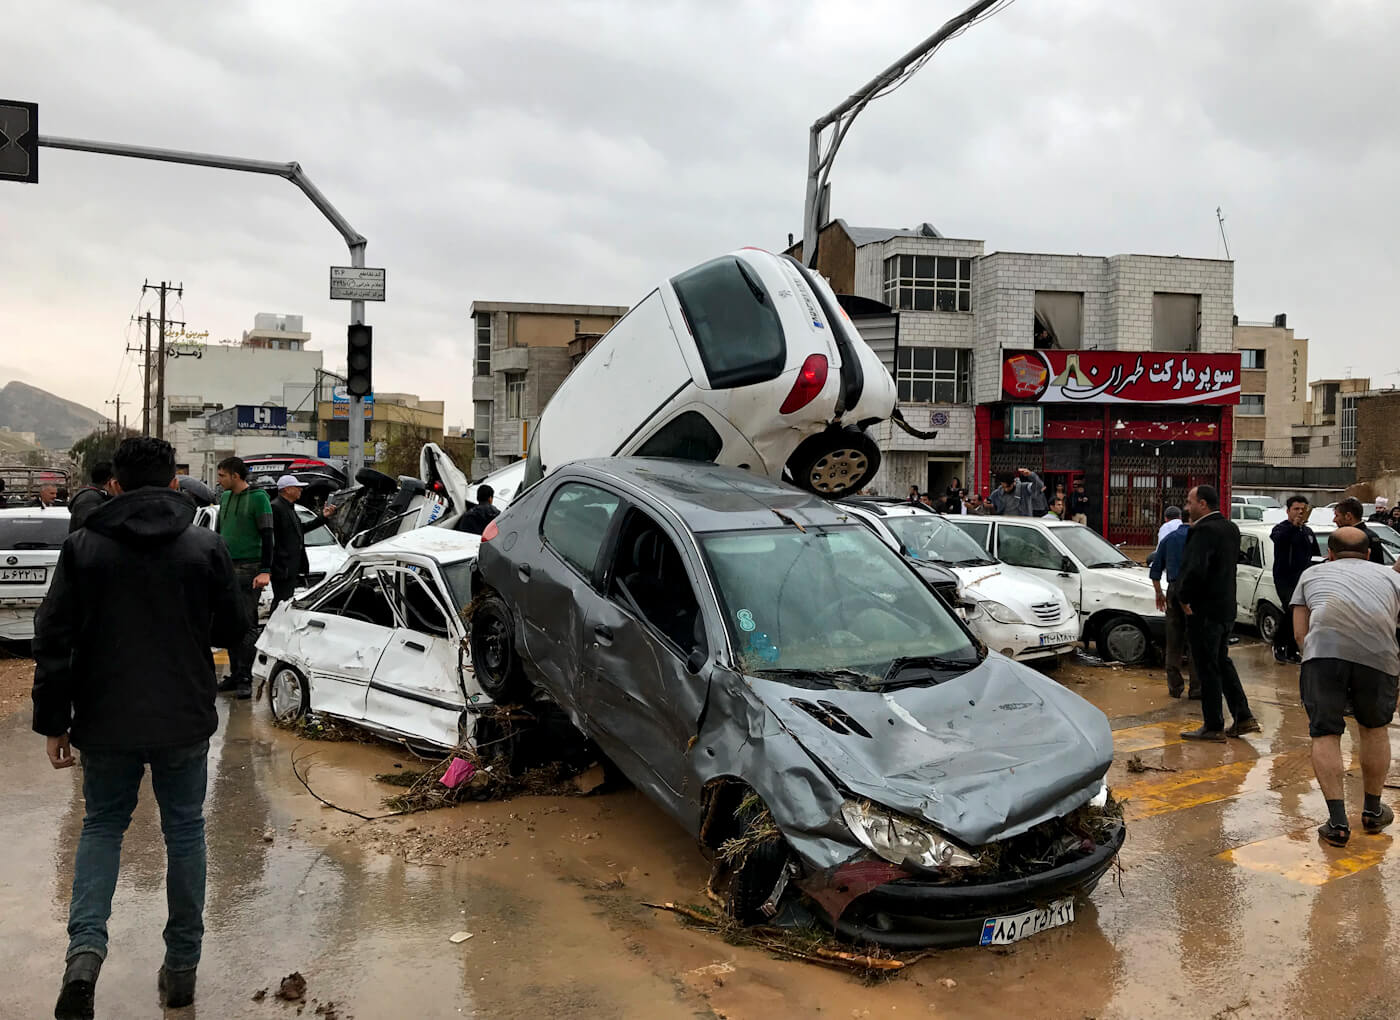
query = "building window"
(1033, 292, 1082, 349)
(1341, 396, 1358, 456)
(475, 313, 492, 377)
(474, 402, 492, 461)
(1238, 394, 1265, 416)
(1292, 437, 1310, 456)
(505, 374, 526, 419)
(574, 318, 581, 336)
(1240, 349, 1266, 370)
(883, 255, 972, 312)
(1319, 383, 1339, 417)
(896, 348, 970, 403)
(1151, 293, 1201, 351)
(1322, 435, 1330, 448)
(1237, 440, 1264, 459)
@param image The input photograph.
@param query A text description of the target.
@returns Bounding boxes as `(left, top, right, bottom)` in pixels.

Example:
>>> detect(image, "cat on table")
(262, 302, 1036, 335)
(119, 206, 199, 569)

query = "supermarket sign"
(1001, 350, 1241, 405)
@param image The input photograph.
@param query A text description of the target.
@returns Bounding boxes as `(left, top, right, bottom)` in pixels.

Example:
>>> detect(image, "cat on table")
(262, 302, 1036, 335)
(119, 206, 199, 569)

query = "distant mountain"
(0, 381, 107, 451)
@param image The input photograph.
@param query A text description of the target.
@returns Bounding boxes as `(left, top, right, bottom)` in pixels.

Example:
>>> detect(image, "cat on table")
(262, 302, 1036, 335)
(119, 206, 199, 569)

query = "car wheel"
(786, 428, 881, 499)
(469, 594, 531, 703)
(1099, 617, 1150, 665)
(1256, 604, 1282, 644)
(268, 664, 309, 725)
(726, 803, 792, 926)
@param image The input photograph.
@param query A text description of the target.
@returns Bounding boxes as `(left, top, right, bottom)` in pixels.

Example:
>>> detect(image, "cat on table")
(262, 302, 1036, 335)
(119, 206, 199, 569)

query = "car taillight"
(481, 520, 499, 542)
(779, 354, 828, 415)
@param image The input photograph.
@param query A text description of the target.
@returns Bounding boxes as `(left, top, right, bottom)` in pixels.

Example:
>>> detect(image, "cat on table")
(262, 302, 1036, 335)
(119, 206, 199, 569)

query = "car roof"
(568, 458, 851, 533)
(838, 499, 941, 519)
(0, 506, 70, 519)
(355, 526, 481, 563)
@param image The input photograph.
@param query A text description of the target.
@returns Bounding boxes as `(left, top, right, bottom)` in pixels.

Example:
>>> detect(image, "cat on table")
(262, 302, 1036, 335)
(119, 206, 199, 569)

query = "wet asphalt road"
(4, 639, 1400, 1019)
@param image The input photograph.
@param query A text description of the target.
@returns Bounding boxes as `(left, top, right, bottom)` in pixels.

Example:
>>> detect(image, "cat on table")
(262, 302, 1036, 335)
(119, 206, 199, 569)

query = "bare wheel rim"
(807, 449, 869, 493)
(479, 613, 509, 675)
(1259, 609, 1278, 642)
(270, 667, 303, 722)
(1105, 623, 1147, 663)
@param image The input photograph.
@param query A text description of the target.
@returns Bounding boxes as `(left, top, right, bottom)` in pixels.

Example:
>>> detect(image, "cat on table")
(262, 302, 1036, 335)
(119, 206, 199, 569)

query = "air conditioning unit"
(1006, 405, 1044, 442)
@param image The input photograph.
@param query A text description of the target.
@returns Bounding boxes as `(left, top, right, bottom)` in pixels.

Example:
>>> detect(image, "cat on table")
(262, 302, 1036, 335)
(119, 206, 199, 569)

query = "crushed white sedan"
(253, 528, 492, 750)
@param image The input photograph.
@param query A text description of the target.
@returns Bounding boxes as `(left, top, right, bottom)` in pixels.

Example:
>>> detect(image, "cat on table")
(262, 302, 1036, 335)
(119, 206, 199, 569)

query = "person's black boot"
(54, 952, 102, 1020)
(158, 965, 197, 1008)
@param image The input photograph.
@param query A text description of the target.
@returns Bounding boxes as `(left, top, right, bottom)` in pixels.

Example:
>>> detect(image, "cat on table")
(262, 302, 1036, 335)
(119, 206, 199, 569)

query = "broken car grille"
(1031, 602, 1061, 625)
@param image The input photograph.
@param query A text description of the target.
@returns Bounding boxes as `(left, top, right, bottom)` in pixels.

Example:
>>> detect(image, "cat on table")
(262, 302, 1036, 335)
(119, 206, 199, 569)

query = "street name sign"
(330, 266, 386, 301)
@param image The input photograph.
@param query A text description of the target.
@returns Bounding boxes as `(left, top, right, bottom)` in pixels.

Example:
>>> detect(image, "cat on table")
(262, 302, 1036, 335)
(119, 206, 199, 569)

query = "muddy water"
(5, 639, 1400, 1018)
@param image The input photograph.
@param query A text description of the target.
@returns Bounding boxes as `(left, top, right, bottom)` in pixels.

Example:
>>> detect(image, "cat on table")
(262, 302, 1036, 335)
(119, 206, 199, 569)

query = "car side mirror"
(1060, 555, 1076, 575)
(686, 647, 707, 676)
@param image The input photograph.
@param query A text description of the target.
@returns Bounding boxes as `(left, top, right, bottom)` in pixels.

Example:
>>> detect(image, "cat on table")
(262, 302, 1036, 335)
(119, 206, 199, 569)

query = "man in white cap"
(1369, 496, 1390, 525)
(268, 475, 332, 614)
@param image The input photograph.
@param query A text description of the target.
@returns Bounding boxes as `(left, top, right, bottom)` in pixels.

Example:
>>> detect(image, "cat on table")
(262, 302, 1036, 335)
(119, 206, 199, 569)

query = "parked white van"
(522, 249, 900, 500)
(950, 517, 1165, 664)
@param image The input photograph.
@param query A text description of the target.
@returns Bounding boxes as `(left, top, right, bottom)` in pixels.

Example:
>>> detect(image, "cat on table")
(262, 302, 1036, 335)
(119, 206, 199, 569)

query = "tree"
(70, 427, 137, 481)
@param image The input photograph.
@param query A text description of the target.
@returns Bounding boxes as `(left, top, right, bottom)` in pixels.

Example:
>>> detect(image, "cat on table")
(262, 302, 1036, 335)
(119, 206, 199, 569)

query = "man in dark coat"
(456, 484, 501, 536)
(1176, 484, 1260, 741)
(268, 474, 332, 613)
(1334, 497, 1385, 564)
(32, 437, 246, 1015)
(66, 462, 115, 533)
(1270, 495, 1320, 663)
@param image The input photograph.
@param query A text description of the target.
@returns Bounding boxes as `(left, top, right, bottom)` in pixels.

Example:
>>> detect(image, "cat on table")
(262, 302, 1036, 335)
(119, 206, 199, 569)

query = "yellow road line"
(1115, 748, 1314, 821)
(1222, 829, 1395, 886)
(1111, 720, 1187, 754)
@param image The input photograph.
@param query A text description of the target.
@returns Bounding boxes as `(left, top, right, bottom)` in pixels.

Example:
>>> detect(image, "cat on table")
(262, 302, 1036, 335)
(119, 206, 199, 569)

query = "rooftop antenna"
(1216, 206, 1231, 260)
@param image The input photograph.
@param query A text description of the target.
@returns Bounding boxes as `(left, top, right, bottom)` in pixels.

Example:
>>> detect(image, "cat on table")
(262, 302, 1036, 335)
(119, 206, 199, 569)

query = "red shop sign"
(1001, 349, 1241, 405)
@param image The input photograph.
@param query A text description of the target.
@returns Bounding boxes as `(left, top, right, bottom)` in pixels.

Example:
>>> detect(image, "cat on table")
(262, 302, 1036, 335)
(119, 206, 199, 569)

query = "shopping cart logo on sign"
(1004, 355, 1049, 398)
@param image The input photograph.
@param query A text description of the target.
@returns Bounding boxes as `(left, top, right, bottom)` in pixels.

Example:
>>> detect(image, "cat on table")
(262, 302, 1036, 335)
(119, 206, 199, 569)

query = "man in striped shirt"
(1292, 527, 1400, 847)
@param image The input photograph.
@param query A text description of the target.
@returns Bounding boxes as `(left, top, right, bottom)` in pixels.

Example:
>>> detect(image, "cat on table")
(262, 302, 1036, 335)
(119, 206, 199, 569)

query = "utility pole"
(802, 0, 999, 267)
(37, 134, 370, 474)
(142, 279, 183, 440)
(141, 312, 153, 434)
(105, 396, 121, 435)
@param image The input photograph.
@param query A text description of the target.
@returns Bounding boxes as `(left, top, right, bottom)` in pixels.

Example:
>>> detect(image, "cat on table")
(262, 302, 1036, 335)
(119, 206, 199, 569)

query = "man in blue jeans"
(32, 437, 245, 1017)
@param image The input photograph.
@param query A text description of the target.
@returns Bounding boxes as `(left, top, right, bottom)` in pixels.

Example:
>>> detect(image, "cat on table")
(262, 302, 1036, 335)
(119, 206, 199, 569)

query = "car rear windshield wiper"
(734, 260, 768, 304)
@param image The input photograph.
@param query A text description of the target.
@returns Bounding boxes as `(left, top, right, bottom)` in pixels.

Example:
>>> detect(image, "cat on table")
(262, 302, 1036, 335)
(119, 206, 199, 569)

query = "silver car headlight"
(971, 598, 1025, 626)
(840, 800, 980, 870)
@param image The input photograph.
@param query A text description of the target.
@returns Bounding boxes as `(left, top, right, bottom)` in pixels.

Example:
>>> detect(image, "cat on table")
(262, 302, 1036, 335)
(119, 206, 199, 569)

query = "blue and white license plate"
(980, 897, 1074, 945)
(1038, 631, 1076, 647)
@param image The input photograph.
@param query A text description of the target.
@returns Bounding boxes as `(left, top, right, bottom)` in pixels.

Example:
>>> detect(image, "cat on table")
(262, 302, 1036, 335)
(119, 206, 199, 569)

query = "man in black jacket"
(456, 484, 501, 536)
(1176, 484, 1260, 741)
(268, 474, 333, 613)
(66, 462, 115, 533)
(1270, 495, 1319, 663)
(32, 437, 245, 1016)
(1334, 497, 1385, 564)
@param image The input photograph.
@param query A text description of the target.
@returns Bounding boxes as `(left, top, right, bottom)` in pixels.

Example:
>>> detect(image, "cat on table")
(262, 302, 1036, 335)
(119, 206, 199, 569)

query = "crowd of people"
(887, 470, 1091, 522)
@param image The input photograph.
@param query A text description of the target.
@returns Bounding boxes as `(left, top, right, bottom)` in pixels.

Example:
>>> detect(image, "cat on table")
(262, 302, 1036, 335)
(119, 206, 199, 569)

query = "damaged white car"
(253, 528, 492, 750)
(0, 507, 69, 642)
(470, 459, 1124, 949)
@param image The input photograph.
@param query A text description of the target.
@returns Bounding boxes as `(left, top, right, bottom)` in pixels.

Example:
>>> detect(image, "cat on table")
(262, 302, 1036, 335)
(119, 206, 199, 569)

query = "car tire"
(268, 664, 309, 725)
(1256, 603, 1282, 644)
(726, 803, 791, 926)
(1099, 617, 1150, 665)
(470, 594, 531, 703)
(786, 428, 881, 499)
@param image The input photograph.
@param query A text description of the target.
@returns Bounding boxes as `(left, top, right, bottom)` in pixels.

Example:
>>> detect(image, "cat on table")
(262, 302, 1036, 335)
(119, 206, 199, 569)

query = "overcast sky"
(4, 0, 1397, 427)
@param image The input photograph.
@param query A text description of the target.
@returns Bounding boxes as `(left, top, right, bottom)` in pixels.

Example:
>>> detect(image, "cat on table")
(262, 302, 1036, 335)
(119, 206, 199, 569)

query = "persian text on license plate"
(1039, 632, 1076, 646)
(0, 567, 46, 583)
(980, 897, 1074, 946)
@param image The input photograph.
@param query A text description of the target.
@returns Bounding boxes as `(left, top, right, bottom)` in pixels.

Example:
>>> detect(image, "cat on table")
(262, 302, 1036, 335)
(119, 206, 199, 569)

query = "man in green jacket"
(215, 457, 273, 699)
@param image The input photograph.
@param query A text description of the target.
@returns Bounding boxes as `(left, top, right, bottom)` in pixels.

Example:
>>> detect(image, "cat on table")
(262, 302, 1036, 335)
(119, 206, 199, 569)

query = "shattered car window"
(882, 515, 992, 565)
(700, 526, 975, 680)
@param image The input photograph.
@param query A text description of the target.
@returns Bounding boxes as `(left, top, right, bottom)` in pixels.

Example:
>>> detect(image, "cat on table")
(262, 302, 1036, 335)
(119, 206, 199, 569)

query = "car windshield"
(670, 256, 787, 388)
(0, 516, 69, 550)
(700, 525, 977, 685)
(881, 514, 994, 565)
(1053, 524, 1135, 568)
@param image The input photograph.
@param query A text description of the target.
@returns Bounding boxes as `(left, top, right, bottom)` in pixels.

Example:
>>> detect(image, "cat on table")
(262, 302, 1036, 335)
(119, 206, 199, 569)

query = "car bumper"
(971, 619, 1079, 662)
(0, 605, 38, 641)
(825, 822, 1126, 950)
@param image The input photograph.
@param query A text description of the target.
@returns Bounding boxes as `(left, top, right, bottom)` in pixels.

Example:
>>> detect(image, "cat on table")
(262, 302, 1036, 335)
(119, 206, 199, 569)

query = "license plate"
(0, 567, 46, 583)
(1038, 632, 1075, 646)
(979, 897, 1075, 946)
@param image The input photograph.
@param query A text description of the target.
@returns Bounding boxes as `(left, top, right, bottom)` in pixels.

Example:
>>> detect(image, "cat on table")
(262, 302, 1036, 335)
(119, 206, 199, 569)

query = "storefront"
(975, 349, 1241, 545)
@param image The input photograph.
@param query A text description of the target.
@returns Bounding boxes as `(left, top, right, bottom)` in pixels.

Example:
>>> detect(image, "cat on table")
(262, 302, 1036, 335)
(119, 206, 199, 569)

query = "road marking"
(213, 650, 229, 666)
(1222, 829, 1395, 886)
(1115, 749, 1314, 821)
(1112, 721, 1187, 754)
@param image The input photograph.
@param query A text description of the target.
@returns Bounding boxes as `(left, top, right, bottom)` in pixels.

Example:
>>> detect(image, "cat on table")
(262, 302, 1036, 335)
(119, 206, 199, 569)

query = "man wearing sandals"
(1292, 527, 1400, 847)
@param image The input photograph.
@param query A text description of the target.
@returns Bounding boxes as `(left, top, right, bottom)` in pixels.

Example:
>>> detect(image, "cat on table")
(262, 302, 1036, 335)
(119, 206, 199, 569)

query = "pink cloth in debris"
(439, 758, 476, 789)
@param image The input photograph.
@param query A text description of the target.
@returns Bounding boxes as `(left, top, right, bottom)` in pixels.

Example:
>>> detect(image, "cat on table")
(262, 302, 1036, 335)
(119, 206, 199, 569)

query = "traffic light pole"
(35, 133, 371, 474)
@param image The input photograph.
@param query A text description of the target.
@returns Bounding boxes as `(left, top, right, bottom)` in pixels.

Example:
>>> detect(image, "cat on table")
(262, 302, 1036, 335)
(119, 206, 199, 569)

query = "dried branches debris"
(1126, 753, 1178, 774)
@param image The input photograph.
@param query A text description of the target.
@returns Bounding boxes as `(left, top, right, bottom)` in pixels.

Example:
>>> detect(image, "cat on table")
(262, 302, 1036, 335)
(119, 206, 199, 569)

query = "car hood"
(950, 563, 1072, 623)
(748, 657, 1113, 848)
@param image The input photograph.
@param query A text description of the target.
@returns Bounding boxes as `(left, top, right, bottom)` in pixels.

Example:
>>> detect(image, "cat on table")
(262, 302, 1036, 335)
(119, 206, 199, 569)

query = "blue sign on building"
(207, 404, 288, 433)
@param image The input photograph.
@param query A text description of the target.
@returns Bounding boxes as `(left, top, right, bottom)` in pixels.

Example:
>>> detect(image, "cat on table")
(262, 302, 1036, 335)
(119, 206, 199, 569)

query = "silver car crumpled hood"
(748, 657, 1113, 850)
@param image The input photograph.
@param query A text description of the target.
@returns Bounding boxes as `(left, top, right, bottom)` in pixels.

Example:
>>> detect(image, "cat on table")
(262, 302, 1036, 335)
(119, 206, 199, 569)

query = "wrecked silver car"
(469, 459, 1123, 949)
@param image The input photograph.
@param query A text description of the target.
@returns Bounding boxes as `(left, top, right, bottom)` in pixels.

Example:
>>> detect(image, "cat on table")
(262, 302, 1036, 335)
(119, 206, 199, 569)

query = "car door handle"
(517, 563, 531, 582)
(308, 619, 326, 629)
(593, 624, 614, 644)
(403, 640, 426, 653)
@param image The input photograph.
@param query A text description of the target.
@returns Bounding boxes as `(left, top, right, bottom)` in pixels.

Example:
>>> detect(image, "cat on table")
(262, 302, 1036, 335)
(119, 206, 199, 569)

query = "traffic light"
(346, 323, 373, 397)
(0, 100, 39, 183)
